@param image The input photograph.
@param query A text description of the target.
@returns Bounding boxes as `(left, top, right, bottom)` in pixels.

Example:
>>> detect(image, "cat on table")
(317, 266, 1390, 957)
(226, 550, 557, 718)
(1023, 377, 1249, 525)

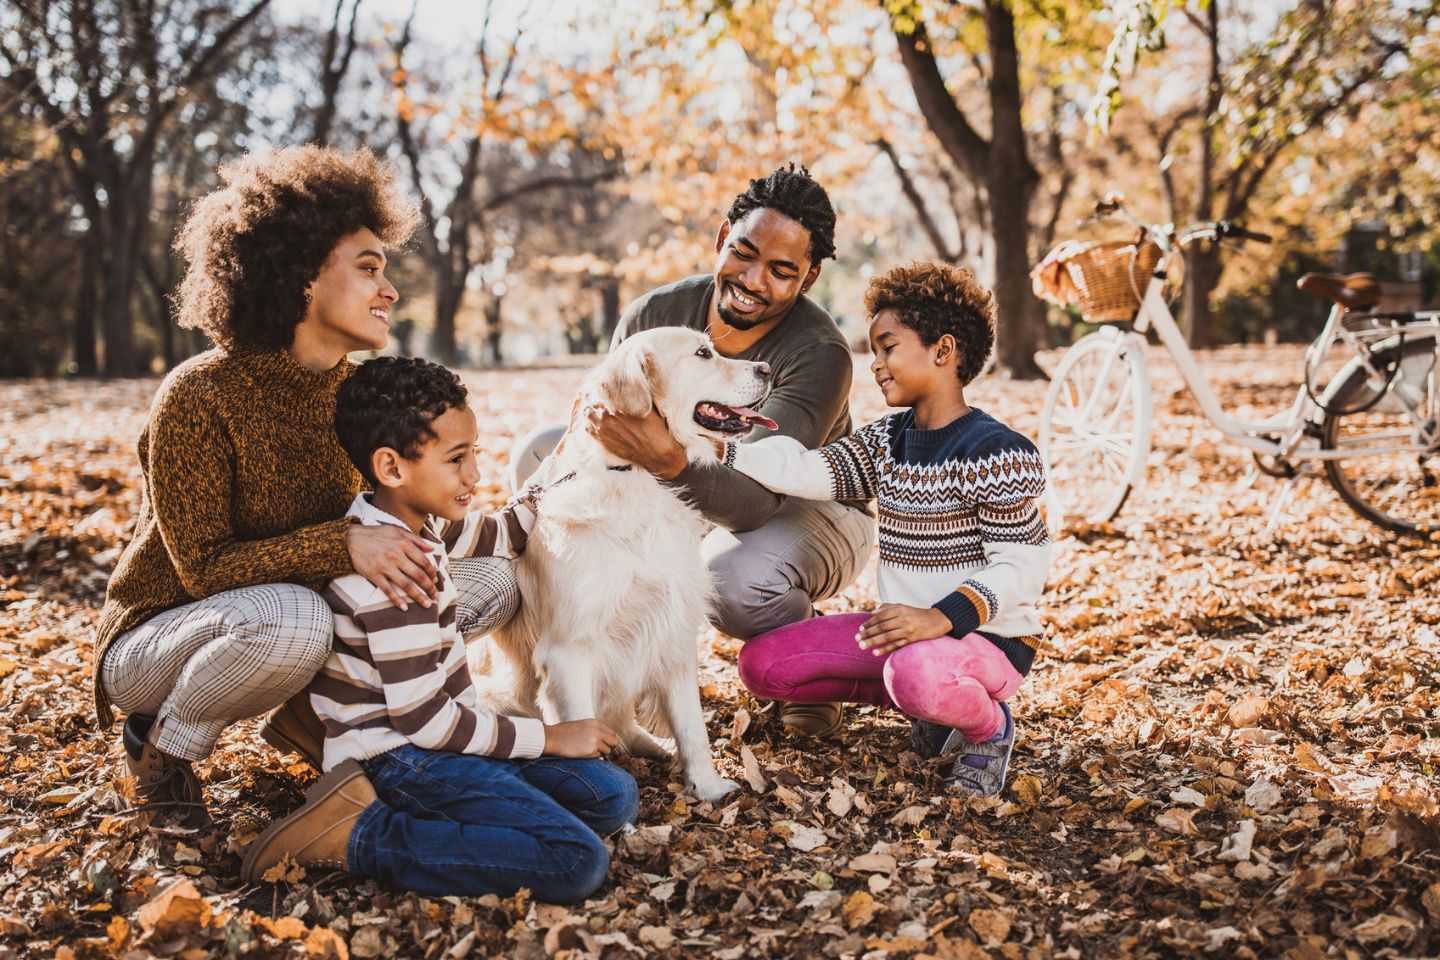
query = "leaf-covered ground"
(1, 345, 1438, 959)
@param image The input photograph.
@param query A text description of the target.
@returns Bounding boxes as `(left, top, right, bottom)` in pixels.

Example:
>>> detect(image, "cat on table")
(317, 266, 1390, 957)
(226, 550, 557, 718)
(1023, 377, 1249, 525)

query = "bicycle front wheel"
(1322, 335, 1440, 536)
(1039, 329, 1153, 526)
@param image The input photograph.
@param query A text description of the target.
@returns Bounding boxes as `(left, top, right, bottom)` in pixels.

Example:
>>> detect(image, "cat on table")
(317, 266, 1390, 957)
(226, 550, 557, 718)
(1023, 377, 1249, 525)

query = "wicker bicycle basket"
(1063, 240, 1164, 323)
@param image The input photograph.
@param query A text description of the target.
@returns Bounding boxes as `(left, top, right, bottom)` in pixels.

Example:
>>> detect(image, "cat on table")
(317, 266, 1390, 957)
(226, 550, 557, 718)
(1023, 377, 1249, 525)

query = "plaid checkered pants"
(101, 558, 520, 761)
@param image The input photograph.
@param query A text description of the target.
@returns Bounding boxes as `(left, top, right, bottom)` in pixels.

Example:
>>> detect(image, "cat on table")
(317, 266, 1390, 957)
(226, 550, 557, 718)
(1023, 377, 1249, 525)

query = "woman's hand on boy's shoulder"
(543, 718, 620, 758)
(346, 523, 438, 611)
(856, 604, 952, 656)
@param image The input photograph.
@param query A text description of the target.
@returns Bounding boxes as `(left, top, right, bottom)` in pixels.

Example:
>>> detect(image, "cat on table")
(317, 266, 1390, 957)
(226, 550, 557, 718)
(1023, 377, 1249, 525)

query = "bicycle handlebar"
(1081, 197, 1273, 251)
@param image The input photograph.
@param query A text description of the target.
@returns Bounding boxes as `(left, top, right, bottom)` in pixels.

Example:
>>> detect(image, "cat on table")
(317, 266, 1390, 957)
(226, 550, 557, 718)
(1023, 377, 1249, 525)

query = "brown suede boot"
(241, 760, 376, 884)
(122, 714, 210, 827)
(778, 701, 844, 737)
(259, 693, 326, 770)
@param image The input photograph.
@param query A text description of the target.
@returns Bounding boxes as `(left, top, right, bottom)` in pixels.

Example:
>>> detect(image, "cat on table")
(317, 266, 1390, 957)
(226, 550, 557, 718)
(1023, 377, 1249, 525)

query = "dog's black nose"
(755, 362, 771, 378)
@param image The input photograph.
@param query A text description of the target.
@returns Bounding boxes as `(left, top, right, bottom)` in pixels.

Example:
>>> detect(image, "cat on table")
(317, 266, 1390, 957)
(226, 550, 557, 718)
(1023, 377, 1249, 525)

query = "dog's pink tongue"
(733, 406, 778, 430)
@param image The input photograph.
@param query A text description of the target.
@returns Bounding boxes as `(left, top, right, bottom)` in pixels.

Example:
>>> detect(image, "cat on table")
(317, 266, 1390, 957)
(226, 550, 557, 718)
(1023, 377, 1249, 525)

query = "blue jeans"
(350, 744, 639, 902)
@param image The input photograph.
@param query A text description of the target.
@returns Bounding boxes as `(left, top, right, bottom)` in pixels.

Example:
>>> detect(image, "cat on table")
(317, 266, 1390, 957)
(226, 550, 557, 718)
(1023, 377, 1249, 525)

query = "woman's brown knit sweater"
(94, 347, 363, 725)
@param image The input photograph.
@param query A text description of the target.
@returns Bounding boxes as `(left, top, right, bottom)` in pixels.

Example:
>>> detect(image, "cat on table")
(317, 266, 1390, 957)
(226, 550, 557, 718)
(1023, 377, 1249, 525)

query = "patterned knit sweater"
(724, 407, 1051, 674)
(313, 494, 545, 771)
(95, 348, 362, 725)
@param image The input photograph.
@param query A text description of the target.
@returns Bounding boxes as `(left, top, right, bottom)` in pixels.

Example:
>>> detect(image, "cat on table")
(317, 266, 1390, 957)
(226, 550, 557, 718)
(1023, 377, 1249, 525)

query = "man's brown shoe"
(241, 759, 376, 884)
(260, 693, 326, 770)
(778, 701, 844, 737)
(123, 714, 210, 827)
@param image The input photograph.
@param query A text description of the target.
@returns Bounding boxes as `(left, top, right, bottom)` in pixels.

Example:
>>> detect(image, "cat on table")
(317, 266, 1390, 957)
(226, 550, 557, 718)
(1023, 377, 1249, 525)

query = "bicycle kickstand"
(1263, 477, 1301, 537)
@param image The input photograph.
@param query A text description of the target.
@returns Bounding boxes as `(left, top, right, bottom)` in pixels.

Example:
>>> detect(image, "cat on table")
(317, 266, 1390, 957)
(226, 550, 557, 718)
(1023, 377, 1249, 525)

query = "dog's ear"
(598, 343, 654, 417)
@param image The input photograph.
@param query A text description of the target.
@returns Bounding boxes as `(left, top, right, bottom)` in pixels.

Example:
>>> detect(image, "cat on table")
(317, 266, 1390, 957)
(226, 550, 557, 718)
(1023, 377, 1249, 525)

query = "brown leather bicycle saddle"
(1296, 272, 1382, 309)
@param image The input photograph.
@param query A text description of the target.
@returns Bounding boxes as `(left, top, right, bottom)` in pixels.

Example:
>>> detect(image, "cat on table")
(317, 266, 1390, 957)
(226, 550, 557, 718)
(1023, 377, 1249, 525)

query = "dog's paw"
(689, 775, 740, 803)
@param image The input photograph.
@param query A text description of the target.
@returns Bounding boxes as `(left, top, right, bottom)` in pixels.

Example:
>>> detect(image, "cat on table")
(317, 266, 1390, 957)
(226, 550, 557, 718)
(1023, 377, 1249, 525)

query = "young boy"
(723, 260, 1051, 797)
(242, 356, 638, 901)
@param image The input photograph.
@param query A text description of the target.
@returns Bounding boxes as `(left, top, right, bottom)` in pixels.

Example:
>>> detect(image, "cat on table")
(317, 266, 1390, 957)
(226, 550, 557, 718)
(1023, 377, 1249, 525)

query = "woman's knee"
(451, 558, 520, 638)
(226, 584, 333, 672)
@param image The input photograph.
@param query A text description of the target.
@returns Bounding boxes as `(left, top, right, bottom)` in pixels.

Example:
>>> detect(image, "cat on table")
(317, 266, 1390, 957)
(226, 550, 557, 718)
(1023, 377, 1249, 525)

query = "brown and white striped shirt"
(311, 493, 545, 770)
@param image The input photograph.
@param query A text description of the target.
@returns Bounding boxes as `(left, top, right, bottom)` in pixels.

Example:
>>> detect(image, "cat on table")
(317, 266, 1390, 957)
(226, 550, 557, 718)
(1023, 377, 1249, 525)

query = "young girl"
(722, 260, 1051, 796)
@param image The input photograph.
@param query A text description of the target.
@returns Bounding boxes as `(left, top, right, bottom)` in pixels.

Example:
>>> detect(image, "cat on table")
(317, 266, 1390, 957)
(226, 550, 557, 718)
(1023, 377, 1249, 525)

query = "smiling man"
(509, 165, 875, 737)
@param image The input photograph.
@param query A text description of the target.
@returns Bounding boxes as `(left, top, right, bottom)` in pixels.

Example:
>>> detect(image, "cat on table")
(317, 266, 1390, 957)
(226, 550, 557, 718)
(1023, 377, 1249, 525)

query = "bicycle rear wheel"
(1322, 335, 1440, 536)
(1039, 329, 1153, 526)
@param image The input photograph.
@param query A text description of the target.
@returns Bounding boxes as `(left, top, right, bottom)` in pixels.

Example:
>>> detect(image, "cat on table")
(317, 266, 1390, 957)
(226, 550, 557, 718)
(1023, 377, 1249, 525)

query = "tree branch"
(890, 19, 990, 183)
(876, 138, 956, 261)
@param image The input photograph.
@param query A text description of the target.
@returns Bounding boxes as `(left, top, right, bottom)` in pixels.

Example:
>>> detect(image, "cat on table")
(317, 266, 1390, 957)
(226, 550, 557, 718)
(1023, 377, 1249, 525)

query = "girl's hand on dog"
(346, 523, 439, 611)
(544, 718, 621, 758)
(856, 604, 952, 656)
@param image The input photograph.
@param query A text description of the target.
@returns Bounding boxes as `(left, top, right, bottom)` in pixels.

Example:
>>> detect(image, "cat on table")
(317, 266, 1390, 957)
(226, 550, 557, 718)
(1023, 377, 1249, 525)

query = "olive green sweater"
(94, 347, 362, 725)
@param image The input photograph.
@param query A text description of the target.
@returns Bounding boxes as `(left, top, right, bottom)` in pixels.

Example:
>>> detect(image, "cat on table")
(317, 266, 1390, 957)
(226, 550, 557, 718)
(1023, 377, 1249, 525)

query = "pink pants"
(737, 612, 1023, 743)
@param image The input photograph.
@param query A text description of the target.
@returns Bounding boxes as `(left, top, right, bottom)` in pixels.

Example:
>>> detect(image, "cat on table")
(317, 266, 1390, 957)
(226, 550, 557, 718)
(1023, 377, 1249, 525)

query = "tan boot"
(241, 760, 376, 884)
(778, 701, 844, 737)
(122, 714, 210, 827)
(260, 693, 326, 770)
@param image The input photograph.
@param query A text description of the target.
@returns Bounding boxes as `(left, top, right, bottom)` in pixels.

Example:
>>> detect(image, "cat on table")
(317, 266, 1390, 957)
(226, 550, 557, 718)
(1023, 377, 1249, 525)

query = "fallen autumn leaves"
(0, 345, 1437, 959)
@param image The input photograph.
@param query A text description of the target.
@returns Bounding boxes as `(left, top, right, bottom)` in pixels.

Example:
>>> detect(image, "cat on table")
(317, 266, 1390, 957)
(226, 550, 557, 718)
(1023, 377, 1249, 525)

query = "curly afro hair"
(864, 260, 996, 386)
(726, 163, 836, 265)
(335, 356, 468, 486)
(173, 146, 420, 352)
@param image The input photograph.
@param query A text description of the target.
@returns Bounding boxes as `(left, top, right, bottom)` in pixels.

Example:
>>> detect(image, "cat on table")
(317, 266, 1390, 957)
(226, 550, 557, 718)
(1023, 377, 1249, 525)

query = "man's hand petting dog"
(544, 719, 621, 758)
(346, 523, 438, 611)
(856, 603, 952, 656)
(584, 404, 691, 479)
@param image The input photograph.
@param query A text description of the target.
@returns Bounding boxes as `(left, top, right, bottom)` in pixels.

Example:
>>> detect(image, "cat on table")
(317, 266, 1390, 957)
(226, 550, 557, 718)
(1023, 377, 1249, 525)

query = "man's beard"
(716, 302, 766, 330)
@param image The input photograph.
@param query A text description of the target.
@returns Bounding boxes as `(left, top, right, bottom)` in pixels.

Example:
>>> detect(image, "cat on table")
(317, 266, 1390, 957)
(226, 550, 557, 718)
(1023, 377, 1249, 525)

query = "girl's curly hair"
(173, 146, 420, 351)
(864, 260, 996, 385)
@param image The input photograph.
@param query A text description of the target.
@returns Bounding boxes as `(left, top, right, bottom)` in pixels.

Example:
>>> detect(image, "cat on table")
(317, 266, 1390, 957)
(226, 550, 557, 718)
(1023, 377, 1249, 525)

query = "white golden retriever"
(490, 327, 774, 801)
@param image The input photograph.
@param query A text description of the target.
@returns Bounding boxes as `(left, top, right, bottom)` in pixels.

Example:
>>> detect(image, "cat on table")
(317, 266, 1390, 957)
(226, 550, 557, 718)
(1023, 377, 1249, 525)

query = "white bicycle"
(1034, 197, 1440, 538)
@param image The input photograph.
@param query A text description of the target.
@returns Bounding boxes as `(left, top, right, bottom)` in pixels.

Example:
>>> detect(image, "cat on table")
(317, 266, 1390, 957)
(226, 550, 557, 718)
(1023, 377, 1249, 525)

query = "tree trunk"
(73, 230, 100, 376)
(484, 295, 503, 366)
(433, 278, 461, 367)
(1182, 242, 1224, 348)
(598, 277, 621, 343)
(983, 0, 1045, 379)
(98, 177, 152, 377)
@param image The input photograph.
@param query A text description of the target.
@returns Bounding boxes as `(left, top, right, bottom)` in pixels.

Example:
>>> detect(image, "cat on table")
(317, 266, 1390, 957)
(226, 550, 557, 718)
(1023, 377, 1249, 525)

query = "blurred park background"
(1, 0, 1437, 380)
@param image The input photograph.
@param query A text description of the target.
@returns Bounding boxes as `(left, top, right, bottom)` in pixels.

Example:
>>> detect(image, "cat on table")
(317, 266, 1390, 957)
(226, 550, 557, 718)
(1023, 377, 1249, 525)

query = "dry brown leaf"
(740, 745, 767, 793)
(1421, 881, 1440, 921)
(261, 855, 306, 885)
(260, 915, 309, 939)
(638, 925, 675, 950)
(1011, 773, 1043, 806)
(731, 707, 751, 741)
(847, 852, 897, 873)
(889, 804, 930, 827)
(1155, 807, 1200, 836)
(1226, 695, 1269, 727)
(136, 879, 210, 938)
(843, 890, 879, 929)
(968, 907, 1012, 945)
(303, 927, 350, 960)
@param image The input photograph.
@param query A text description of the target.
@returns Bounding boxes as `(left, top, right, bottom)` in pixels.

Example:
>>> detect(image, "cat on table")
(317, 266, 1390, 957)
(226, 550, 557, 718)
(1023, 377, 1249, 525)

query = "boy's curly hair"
(173, 146, 420, 351)
(335, 357, 468, 485)
(864, 260, 996, 386)
(727, 163, 836, 265)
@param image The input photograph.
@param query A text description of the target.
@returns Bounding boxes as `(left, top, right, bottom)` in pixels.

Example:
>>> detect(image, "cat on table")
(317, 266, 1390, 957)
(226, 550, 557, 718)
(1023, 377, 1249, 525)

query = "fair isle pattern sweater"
(725, 407, 1051, 674)
(311, 494, 545, 771)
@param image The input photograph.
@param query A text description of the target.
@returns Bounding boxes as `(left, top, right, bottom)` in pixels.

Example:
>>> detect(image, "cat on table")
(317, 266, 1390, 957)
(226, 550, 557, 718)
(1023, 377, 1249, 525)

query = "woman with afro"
(93, 147, 519, 823)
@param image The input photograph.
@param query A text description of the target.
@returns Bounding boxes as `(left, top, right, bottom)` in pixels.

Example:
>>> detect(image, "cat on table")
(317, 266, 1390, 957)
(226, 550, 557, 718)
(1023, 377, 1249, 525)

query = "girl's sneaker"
(946, 703, 1014, 798)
